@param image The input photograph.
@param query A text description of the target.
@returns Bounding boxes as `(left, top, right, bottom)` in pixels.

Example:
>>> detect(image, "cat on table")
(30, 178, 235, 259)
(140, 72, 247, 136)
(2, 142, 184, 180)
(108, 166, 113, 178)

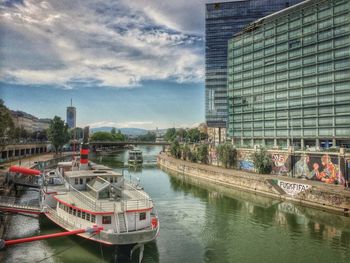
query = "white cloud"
(0, 0, 204, 88)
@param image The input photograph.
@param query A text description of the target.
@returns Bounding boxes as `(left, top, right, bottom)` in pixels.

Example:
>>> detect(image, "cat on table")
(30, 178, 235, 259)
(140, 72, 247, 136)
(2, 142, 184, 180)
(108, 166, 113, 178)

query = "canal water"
(1, 145, 350, 262)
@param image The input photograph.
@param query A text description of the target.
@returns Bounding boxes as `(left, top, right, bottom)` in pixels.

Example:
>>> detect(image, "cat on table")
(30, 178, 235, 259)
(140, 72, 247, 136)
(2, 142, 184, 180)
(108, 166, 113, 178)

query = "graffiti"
(239, 160, 255, 171)
(271, 153, 289, 175)
(277, 180, 311, 196)
(294, 154, 345, 185)
(238, 151, 255, 171)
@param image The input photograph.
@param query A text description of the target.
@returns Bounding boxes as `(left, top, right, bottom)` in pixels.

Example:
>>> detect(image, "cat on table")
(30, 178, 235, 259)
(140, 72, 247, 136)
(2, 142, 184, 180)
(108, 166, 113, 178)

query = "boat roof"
(90, 163, 113, 170)
(58, 161, 73, 167)
(65, 169, 122, 179)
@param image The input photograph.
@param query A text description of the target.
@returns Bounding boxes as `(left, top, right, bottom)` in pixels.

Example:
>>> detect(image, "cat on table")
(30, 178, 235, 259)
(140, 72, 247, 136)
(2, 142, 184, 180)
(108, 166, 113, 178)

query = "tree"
(111, 127, 116, 135)
(0, 99, 14, 143)
(217, 143, 237, 168)
(253, 148, 272, 174)
(176, 128, 187, 142)
(90, 131, 114, 141)
(186, 128, 201, 143)
(48, 116, 70, 153)
(197, 144, 209, 164)
(182, 144, 191, 161)
(137, 131, 156, 142)
(170, 141, 181, 159)
(164, 128, 176, 142)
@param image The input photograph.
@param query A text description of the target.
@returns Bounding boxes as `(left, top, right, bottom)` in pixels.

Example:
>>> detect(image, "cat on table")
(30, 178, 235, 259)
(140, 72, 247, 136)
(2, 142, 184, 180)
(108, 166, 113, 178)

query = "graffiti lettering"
(277, 180, 311, 196)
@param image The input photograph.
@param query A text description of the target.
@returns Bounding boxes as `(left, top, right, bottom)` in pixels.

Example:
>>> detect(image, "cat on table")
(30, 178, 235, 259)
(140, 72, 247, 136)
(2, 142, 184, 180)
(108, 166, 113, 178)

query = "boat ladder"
(118, 213, 128, 233)
(0, 196, 41, 214)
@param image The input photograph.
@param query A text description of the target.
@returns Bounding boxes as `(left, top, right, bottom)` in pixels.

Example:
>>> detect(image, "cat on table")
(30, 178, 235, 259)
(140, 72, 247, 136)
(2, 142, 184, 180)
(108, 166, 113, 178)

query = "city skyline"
(0, 0, 224, 129)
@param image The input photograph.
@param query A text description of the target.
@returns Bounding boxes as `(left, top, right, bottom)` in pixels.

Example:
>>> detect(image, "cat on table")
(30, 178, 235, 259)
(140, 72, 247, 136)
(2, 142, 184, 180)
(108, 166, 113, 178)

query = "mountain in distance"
(90, 127, 148, 136)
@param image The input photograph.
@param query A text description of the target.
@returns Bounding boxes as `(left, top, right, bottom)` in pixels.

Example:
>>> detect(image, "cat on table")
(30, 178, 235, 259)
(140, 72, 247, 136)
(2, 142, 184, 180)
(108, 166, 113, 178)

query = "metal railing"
(0, 195, 41, 212)
(45, 206, 75, 229)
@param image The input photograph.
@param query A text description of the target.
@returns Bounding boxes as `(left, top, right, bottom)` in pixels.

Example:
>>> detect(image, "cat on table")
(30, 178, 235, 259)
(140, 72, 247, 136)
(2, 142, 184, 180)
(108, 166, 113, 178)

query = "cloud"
(0, 0, 204, 88)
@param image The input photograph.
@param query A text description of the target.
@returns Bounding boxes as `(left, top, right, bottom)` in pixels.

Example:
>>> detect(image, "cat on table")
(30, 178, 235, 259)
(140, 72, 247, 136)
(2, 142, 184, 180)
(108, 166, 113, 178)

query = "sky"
(0, 0, 220, 129)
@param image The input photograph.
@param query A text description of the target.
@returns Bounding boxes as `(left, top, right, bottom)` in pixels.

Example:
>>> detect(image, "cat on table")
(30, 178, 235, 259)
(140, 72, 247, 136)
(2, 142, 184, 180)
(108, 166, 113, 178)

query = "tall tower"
(66, 99, 76, 129)
(205, 0, 303, 144)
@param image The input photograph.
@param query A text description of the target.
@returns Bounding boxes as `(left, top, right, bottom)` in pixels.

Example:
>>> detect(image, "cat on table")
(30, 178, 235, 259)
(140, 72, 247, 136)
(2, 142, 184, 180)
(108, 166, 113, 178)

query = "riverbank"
(157, 153, 350, 215)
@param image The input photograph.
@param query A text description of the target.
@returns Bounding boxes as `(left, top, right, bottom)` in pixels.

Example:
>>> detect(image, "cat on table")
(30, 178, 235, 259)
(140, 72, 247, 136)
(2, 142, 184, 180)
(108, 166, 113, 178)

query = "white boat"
(42, 159, 159, 246)
(128, 150, 143, 166)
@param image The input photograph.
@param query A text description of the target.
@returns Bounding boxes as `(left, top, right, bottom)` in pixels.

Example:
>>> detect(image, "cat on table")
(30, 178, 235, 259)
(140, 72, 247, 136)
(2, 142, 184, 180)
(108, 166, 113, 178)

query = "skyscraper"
(227, 0, 350, 149)
(66, 99, 76, 129)
(205, 0, 303, 143)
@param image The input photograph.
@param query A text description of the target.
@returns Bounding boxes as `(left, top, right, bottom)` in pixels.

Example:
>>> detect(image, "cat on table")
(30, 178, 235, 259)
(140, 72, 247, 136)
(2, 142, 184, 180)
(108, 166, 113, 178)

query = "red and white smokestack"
(80, 143, 89, 170)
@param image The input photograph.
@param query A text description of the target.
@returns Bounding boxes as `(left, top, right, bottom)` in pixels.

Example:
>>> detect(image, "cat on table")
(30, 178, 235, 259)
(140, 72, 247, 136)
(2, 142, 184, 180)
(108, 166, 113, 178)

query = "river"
(1, 145, 350, 262)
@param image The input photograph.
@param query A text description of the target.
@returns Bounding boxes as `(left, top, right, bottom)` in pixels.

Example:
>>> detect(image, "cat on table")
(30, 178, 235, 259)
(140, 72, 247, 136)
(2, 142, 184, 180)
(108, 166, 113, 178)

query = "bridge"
(88, 141, 170, 147)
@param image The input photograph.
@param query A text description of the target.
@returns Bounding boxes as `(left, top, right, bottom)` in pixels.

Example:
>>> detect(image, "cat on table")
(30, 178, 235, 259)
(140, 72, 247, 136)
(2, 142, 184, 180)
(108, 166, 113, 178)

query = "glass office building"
(227, 0, 350, 148)
(205, 0, 303, 133)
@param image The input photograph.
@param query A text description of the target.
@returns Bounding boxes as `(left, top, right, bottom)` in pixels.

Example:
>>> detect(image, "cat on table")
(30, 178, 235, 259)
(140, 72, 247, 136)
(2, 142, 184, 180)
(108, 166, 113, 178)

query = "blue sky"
(0, 0, 215, 129)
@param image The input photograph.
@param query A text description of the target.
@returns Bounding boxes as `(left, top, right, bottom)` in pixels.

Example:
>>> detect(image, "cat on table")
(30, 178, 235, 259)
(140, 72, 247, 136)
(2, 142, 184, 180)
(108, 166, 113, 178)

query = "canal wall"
(157, 153, 350, 215)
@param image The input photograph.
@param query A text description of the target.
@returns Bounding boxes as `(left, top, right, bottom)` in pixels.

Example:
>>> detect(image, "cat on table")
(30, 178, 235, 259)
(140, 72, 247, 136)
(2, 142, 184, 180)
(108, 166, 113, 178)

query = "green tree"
(186, 128, 201, 143)
(181, 144, 191, 161)
(217, 143, 237, 168)
(111, 127, 116, 135)
(197, 144, 209, 164)
(170, 141, 181, 159)
(48, 116, 70, 153)
(176, 128, 187, 142)
(252, 148, 272, 174)
(0, 99, 14, 143)
(112, 130, 125, 141)
(137, 132, 156, 142)
(164, 128, 176, 142)
(90, 131, 114, 141)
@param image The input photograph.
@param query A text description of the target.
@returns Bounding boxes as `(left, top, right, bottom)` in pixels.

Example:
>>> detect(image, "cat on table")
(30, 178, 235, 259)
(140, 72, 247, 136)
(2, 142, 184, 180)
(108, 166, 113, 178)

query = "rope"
(35, 232, 98, 263)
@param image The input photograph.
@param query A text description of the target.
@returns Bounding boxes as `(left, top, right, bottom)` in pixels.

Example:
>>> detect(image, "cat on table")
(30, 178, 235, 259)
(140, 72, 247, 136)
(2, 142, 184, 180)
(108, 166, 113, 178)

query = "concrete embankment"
(157, 153, 350, 215)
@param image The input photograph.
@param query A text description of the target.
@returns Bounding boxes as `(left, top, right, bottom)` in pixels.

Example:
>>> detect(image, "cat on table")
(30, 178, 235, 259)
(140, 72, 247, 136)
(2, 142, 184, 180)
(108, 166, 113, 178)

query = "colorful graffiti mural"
(271, 153, 289, 175)
(293, 154, 345, 185)
(238, 151, 255, 171)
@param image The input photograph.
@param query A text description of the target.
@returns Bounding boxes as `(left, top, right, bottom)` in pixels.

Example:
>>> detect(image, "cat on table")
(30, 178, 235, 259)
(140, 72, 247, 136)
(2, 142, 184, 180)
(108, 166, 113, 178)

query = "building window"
(102, 216, 112, 224)
(139, 212, 146, 221)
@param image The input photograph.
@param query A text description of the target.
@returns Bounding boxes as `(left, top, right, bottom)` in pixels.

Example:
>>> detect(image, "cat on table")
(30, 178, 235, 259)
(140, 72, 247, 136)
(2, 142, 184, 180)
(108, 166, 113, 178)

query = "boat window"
(102, 216, 111, 224)
(86, 178, 91, 183)
(73, 209, 76, 216)
(86, 213, 91, 221)
(80, 178, 83, 184)
(69, 207, 72, 214)
(91, 215, 96, 223)
(139, 212, 146, 221)
(77, 210, 81, 217)
(82, 212, 86, 219)
(75, 178, 79, 185)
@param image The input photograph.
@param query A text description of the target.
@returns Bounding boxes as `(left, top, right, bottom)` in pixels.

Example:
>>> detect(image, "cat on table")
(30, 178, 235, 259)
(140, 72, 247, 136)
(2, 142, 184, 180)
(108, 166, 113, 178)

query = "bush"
(252, 148, 272, 174)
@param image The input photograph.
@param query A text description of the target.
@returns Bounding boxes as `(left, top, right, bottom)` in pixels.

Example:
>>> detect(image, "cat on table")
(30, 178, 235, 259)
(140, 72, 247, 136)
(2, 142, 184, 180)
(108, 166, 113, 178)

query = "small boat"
(128, 150, 143, 166)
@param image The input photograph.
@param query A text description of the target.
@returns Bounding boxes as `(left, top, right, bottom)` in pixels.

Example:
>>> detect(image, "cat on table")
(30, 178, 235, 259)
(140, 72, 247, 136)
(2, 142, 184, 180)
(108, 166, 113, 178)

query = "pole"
(0, 226, 103, 249)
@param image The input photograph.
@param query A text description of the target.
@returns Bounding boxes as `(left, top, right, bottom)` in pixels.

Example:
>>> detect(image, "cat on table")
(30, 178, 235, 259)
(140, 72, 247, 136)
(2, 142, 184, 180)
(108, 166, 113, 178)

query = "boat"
(41, 144, 159, 248)
(128, 150, 143, 166)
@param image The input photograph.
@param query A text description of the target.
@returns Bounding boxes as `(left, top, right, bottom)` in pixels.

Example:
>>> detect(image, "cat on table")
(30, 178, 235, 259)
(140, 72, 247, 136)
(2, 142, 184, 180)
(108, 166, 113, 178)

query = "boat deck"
(53, 184, 153, 213)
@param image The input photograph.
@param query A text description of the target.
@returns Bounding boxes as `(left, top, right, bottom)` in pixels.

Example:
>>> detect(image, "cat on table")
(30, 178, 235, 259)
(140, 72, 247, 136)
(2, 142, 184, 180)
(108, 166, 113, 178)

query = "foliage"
(217, 143, 237, 168)
(111, 127, 116, 135)
(181, 144, 191, 161)
(90, 130, 125, 141)
(164, 128, 176, 142)
(197, 144, 209, 164)
(48, 116, 70, 153)
(137, 131, 156, 142)
(252, 148, 272, 174)
(170, 141, 181, 159)
(186, 128, 201, 143)
(0, 99, 14, 142)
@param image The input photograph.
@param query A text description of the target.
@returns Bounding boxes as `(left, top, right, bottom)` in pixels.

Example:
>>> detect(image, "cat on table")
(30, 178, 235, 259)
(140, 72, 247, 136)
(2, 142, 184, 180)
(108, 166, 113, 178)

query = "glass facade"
(205, 0, 303, 128)
(227, 0, 350, 148)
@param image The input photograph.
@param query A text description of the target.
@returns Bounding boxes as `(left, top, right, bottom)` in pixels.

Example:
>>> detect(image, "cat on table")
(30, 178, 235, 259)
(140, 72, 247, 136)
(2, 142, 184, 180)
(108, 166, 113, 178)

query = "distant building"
(66, 100, 76, 129)
(227, 0, 350, 149)
(11, 111, 51, 133)
(205, 0, 303, 143)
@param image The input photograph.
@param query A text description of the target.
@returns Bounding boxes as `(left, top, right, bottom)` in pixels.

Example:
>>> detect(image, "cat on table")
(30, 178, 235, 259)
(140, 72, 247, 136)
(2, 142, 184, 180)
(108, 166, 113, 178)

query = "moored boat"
(128, 150, 143, 166)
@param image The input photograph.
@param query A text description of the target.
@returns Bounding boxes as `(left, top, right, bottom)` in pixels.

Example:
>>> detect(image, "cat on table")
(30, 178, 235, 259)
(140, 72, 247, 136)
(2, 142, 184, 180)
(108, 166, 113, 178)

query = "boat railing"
(45, 206, 75, 230)
(69, 185, 103, 211)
